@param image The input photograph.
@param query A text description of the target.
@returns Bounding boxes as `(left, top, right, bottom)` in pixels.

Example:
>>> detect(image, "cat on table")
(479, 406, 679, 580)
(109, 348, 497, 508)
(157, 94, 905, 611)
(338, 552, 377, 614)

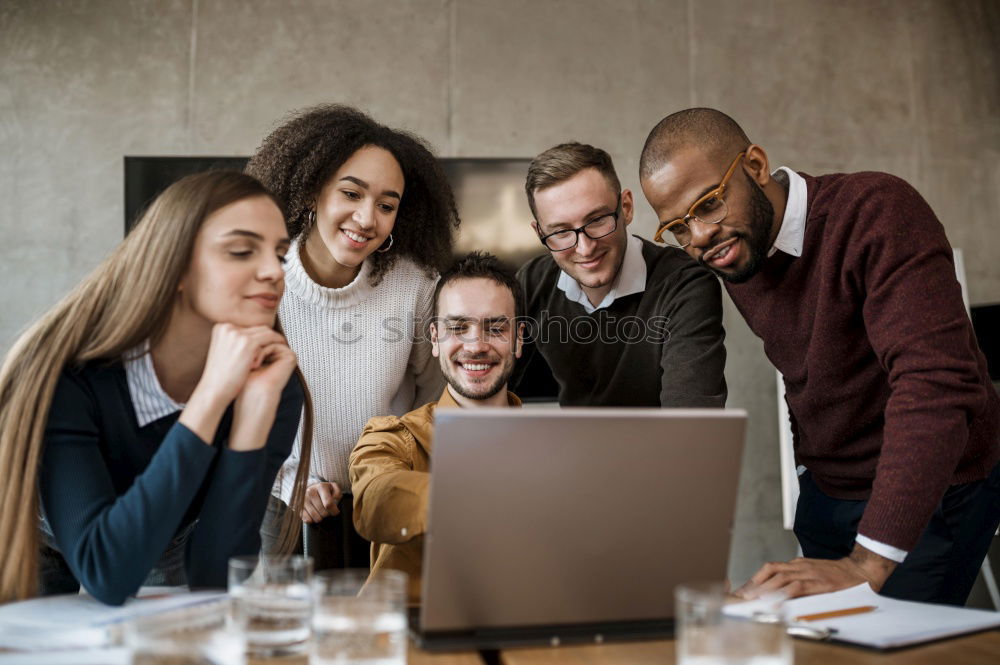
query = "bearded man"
(639, 107, 1000, 606)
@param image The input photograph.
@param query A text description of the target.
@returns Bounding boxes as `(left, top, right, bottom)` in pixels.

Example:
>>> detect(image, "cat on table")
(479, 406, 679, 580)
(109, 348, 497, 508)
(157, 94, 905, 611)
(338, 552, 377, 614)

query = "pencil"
(795, 605, 877, 622)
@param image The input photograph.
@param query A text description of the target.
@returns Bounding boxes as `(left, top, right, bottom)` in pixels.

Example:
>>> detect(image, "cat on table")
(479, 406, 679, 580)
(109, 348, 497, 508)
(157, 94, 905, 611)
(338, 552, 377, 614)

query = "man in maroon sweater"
(639, 108, 1000, 605)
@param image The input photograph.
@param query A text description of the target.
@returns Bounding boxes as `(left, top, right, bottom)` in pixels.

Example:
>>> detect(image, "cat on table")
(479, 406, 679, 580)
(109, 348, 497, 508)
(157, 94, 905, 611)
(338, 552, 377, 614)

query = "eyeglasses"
(537, 194, 621, 252)
(653, 151, 746, 248)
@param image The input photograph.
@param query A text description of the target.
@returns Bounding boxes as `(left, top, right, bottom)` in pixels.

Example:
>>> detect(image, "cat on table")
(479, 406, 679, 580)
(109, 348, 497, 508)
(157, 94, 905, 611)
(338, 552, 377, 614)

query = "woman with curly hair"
(0, 171, 311, 604)
(247, 104, 459, 567)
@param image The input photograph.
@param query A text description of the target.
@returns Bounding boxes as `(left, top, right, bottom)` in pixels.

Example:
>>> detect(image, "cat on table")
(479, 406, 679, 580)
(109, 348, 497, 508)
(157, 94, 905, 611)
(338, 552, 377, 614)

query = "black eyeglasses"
(537, 194, 621, 252)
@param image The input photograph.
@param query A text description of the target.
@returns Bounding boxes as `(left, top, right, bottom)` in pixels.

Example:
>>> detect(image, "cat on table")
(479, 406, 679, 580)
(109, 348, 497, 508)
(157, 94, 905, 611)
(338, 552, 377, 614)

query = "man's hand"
(301, 481, 343, 523)
(735, 543, 898, 600)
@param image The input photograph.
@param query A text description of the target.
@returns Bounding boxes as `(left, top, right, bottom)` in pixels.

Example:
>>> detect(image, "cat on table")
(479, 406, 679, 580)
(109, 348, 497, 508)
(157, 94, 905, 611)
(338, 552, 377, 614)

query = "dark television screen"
(123, 156, 544, 267)
(439, 158, 543, 268)
(124, 156, 249, 233)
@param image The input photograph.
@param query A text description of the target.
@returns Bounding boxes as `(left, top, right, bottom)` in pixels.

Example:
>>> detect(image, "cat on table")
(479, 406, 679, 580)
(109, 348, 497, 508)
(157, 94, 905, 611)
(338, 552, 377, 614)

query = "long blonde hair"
(0, 171, 312, 602)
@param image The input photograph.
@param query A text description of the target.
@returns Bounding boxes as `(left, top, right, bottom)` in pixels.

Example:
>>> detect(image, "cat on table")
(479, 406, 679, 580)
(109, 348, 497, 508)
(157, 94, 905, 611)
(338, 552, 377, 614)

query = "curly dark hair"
(246, 104, 460, 285)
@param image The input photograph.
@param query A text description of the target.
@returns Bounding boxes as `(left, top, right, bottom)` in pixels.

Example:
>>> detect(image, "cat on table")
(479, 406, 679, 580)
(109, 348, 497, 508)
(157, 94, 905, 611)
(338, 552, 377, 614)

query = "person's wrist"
(229, 390, 280, 451)
(227, 413, 274, 451)
(178, 388, 229, 444)
(848, 544, 897, 591)
(189, 380, 235, 414)
(235, 385, 281, 415)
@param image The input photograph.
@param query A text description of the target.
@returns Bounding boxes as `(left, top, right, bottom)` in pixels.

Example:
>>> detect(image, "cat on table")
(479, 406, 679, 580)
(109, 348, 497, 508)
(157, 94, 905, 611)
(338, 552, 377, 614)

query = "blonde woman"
(247, 105, 458, 567)
(0, 171, 312, 605)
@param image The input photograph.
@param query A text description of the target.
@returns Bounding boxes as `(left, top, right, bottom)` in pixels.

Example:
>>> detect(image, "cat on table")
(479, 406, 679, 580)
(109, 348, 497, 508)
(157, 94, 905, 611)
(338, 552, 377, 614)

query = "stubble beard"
(443, 354, 516, 402)
(710, 174, 775, 284)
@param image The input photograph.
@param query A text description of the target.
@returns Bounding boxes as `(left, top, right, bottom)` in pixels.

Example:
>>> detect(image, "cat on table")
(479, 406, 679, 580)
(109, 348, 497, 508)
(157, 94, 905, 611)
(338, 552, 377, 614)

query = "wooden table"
(408, 646, 487, 665)
(245, 630, 1000, 664)
(497, 630, 1000, 664)
(8, 631, 998, 663)
(247, 645, 484, 664)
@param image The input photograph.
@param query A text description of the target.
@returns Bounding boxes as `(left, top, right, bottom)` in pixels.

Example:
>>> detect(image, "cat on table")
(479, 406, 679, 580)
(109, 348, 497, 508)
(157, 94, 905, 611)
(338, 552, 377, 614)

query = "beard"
(443, 353, 516, 402)
(704, 172, 775, 284)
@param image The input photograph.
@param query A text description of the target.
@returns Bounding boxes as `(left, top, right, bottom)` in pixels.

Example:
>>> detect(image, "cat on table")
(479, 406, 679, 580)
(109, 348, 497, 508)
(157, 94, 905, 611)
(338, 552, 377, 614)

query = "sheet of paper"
(0, 591, 226, 650)
(725, 583, 1000, 649)
(0, 647, 128, 665)
(0, 624, 108, 652)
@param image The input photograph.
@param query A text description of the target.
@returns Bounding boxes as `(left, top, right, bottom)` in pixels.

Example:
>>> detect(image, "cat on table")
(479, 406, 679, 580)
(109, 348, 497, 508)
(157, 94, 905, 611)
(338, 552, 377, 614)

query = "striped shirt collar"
(125, 342, 185, 427)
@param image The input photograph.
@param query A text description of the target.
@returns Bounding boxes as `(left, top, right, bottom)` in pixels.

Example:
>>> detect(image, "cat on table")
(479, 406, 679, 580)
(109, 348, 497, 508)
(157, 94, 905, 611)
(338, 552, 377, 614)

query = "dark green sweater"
(514, 236, 727, 407)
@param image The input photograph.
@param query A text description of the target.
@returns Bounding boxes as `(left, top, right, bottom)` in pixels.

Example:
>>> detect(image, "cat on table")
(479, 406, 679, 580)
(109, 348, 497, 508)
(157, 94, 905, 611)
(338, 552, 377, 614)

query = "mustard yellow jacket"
(349, 387, 521, 604)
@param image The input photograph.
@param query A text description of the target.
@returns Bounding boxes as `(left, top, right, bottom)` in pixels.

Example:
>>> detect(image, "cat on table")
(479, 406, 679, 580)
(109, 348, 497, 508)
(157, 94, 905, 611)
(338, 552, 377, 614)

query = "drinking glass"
(311, 569, 408, 665)
(675, 581, 791, 665)
(125, 599, 245, 665)
(228, 554, 313, 658)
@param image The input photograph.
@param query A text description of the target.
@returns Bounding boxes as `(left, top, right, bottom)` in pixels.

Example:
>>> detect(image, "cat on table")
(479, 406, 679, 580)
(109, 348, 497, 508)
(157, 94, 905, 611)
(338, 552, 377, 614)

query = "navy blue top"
(39, 360, 303, 605)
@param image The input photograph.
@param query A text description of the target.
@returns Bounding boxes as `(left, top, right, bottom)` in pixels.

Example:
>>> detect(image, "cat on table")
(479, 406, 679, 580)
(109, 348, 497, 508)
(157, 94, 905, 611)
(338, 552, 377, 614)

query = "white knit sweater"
(273, 240, 444, 502)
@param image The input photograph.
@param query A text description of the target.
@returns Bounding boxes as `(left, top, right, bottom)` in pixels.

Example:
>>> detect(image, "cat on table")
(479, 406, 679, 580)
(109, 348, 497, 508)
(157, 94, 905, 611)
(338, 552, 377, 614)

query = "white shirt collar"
(557, 234, 647, 314)
(125, 342, 185, 427)
(768, 166, 807, 258)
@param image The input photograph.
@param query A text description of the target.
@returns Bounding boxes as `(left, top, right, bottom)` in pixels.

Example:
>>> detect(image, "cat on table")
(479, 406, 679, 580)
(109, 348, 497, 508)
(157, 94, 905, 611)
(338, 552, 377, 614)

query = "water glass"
(125, 599, 245, 665)
(311, 569, 408, 665)
(675, 581, 791, 665)
(228, 554, 313, 658)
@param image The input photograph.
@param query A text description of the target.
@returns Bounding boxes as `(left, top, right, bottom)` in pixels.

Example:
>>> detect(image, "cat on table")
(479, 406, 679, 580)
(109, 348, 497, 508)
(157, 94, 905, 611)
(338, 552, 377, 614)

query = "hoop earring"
(376, 234, 394, 253)
(306, 209, 316, 227)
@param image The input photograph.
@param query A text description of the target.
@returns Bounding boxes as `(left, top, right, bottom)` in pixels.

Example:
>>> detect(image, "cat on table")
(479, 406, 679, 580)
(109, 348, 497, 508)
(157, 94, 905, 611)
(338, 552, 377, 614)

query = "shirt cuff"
(856, 534, 908, 563)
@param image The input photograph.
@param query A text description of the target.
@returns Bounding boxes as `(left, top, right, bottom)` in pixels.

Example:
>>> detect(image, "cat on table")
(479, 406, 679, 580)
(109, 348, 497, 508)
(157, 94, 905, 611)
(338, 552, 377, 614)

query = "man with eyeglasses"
(513, 141, 726, 408)
(639, 108, 1000, 606)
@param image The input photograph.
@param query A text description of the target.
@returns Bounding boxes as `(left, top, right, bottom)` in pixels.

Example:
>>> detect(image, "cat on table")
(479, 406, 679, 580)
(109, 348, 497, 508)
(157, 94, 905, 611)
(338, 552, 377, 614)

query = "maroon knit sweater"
(726, 171, 1000, 551)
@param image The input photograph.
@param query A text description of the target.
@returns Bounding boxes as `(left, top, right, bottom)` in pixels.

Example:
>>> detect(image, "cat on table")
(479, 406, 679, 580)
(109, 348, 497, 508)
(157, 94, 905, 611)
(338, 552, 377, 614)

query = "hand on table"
(302, 481, 343, 523)
(735, 544, 897, 600)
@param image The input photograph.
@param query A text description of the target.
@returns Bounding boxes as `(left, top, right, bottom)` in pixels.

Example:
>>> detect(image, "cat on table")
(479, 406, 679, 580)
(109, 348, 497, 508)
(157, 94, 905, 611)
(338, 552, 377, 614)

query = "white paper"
(0, 647, 128, 665)
(0, 590, 226, 651)
(725, 583, 1000, 649)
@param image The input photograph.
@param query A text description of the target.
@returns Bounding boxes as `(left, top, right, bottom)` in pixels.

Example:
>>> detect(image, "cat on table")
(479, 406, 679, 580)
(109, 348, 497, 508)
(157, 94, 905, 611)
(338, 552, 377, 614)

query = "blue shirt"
(39, 359, 303, 605)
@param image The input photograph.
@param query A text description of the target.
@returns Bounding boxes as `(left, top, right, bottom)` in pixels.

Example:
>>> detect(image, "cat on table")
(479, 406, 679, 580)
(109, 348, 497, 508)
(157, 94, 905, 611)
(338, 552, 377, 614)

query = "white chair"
(775, 248, 998, 609)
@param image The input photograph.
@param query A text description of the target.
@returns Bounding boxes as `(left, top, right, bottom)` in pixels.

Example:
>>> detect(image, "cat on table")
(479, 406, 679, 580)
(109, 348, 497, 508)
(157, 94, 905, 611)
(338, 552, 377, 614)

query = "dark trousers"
(304, 494, 371, 571)
(260, 495, 370, 571)
(793, 463, 1000, 605)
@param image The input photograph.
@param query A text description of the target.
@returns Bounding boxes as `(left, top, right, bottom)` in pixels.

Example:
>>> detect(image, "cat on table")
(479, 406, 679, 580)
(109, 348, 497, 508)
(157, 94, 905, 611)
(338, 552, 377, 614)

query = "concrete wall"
(2, 0, 998, 588)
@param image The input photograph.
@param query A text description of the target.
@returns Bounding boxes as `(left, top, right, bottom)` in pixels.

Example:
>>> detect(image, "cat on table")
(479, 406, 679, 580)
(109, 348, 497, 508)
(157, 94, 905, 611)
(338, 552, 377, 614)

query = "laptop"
(412, 408, 747, 650)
